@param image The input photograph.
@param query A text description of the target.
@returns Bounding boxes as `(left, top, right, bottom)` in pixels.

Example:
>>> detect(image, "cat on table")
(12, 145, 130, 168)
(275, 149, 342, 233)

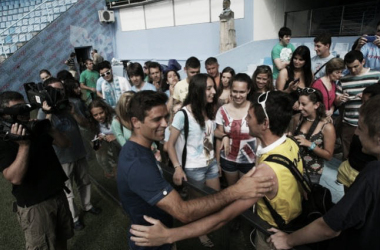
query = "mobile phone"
(366, 36, 377, 43)
(293, 78, 300, 84)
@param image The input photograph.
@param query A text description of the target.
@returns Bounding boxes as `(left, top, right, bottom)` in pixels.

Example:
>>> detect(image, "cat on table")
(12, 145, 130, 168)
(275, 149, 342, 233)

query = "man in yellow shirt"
(172, 57, 201, 104)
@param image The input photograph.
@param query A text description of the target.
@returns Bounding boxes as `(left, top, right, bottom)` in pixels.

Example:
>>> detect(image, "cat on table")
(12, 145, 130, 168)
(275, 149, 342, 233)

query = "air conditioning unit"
(98, 10, 115, 23)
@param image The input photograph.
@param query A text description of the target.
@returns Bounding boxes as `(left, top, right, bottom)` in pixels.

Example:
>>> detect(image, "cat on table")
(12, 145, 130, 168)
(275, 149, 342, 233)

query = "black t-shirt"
(348, 134, 377, 172)
(0, 132, 68, 207)
(323, 161, 380, 249)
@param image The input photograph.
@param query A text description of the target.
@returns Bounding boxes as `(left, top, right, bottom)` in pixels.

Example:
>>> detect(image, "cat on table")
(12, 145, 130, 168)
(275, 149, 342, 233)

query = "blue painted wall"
(113, 0, 253, 62)
(0, 0, 113, 93)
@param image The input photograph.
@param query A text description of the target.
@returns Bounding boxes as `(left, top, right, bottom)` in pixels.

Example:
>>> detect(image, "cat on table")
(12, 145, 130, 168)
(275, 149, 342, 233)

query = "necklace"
(306, 118, 315, 122)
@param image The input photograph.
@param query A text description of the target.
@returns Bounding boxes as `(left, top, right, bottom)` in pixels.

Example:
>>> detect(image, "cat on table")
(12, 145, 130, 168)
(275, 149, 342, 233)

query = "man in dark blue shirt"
(117, 91, 274, 250)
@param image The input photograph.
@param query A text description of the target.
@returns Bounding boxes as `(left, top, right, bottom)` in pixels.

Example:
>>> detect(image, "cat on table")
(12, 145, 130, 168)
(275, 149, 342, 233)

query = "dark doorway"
(75, 46, 92, 73)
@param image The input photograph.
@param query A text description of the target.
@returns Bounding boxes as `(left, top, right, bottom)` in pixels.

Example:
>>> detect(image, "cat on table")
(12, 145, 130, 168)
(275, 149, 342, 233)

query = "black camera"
(0, 103, 51, 141)
(24, 82, 70, 113)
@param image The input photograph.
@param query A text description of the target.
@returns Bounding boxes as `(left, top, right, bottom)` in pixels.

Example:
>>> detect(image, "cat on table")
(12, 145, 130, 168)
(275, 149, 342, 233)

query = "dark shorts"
(220, 157, 254, 174)
(17, 192, 74, 249)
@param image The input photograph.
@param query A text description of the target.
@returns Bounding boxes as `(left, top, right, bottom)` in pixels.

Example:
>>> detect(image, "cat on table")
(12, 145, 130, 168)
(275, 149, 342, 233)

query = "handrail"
(0, 0, 51, 36)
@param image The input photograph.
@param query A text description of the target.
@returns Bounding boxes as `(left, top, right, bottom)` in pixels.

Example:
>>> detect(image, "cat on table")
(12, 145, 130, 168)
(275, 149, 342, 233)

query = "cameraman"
(0, 91, 73, 249)
(37, 77, 101, 230)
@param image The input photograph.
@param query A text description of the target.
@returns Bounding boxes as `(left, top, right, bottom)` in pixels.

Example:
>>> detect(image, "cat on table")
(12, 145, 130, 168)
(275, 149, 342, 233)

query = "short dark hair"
(43, 77, 61, 88)
(148, 62, 162, 72)
(127, 91, 168, 127)
(363, 83, 380, 98)
(251, 91, 293, 136)
(63, 79, 82, 99)
(278, 27, 291, 39)
(98, 60, 112, 72)
(127, 62, 144, 79)
(93, 49, 98, 53)
(56, 70, 74, 82)
(344, 50, 364, 64)
(360, 95, 380, 137)
(39, 69, 51, 76)
(85, 59, 93, 64)
(0, 91, 24, 108)
(70, 52, 76, 57)
(314, 33, 332, 46)
(185, 56, 201, 69)
(205, 57, 218, 66)
(98, 61, 112, 71)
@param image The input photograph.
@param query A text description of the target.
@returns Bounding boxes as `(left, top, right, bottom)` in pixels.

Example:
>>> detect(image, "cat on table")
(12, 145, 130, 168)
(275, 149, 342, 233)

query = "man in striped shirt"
(335, 50, 380, 159)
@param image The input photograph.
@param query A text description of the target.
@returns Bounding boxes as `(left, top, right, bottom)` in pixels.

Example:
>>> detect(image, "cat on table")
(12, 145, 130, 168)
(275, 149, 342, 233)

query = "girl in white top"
(167, 73, 218, 247)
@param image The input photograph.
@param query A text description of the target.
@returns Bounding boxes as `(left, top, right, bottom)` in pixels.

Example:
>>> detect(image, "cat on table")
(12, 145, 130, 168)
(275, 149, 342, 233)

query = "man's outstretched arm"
(268, 217, 340, 249)
(156, 166, 274, 223)
(131, 197, 257, 247)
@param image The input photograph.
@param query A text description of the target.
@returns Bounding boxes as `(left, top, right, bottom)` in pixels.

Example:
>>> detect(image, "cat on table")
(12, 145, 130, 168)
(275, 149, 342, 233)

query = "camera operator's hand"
(11, 123, 30, 146)
(42, 101, 52, 112)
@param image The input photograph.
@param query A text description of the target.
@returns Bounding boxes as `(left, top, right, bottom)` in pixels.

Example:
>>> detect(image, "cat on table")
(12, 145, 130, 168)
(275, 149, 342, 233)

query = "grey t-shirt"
(37, 109, 86, 164)
(311, 54, 335, 79)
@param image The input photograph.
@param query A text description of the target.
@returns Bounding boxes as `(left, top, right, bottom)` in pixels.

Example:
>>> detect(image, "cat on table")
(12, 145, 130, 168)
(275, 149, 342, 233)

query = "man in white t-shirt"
(96, 60, 131, 108)
(127, 62, 156, 93)
(311, 33, 335, 79)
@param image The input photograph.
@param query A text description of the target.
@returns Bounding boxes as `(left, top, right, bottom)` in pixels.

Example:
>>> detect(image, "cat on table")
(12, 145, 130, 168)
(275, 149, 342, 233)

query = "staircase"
(0, 0, 78, 63)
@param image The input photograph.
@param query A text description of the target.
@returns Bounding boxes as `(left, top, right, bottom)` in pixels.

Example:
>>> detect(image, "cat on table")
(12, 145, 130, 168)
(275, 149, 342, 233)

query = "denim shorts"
(185, 160, 219, 184)
(220, 157, 254, 174)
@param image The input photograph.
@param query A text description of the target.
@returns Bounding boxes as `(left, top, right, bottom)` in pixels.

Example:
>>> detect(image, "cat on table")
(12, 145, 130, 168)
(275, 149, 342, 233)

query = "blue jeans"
(185, 160, 219, 185)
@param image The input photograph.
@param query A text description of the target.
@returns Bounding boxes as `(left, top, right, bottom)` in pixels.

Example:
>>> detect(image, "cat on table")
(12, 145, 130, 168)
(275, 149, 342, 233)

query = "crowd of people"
(1, 21, 380, 250)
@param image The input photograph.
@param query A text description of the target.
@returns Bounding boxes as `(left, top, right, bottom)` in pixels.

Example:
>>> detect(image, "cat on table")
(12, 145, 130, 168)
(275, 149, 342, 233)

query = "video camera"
(0, 103, 51, 141)
(24, 82, 70, 113)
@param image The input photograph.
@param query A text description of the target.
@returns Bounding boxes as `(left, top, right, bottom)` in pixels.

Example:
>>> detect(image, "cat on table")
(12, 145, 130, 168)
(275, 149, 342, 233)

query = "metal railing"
(285, 1, 380, 37)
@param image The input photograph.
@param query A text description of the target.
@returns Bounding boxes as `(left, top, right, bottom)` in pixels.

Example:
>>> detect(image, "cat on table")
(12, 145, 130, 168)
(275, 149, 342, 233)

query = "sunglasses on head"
(100, 70, 111, 78)
(297, 87, 316, 94)
(257, 91, 270, 126)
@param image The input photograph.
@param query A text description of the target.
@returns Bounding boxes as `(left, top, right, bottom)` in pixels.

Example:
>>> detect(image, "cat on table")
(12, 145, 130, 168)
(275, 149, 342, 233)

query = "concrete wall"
(113, 0, 253, 62)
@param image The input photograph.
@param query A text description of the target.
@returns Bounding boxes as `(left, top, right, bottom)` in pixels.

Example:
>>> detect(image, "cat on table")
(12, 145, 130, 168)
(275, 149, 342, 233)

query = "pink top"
(311, 79, 336, 110)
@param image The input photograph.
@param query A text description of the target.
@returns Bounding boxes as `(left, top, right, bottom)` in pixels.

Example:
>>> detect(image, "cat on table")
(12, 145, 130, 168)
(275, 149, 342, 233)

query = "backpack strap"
(179, 109, 189, 168)
(262, 154, 312, 230)
(294, 117, 320, 141)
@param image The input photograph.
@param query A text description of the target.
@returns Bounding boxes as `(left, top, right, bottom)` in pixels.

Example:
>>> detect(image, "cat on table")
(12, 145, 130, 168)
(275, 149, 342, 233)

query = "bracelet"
(308, 142, 316, 151)
(222, 134, 229, 139)
(174, 165, 181, 169)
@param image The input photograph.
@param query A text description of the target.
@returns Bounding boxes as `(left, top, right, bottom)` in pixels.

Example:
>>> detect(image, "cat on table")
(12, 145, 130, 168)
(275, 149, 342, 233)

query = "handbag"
(263, 154, 334, 232)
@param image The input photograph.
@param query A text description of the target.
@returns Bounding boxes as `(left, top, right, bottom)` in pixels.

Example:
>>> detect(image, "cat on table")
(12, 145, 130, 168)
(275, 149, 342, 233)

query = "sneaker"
(86, 206, 102, 215)
(74, 220, 84, 231)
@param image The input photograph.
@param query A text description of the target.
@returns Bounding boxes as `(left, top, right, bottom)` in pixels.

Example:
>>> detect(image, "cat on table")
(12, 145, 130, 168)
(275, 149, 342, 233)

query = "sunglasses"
(297, 87, 316, 94)
(100, 70, 112, 78)
(257, 91, 270, 126)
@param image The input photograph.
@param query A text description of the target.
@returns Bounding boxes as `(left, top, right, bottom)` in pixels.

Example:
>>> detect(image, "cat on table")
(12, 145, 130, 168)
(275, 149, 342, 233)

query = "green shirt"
(79, 70, 100, 98)
(271, 43, 296, 79)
